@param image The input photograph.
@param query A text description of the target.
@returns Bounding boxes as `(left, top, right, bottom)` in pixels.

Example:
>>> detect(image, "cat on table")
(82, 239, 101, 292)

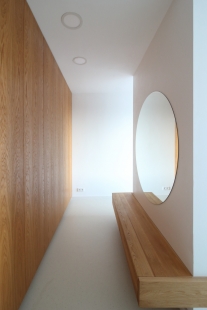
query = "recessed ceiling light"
(73, 57, 87, 65)
(61, 12, 82, 29)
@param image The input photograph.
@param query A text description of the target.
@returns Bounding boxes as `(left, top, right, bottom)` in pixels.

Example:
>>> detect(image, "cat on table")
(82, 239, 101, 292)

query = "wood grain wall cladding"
(11, 0, 25, 307)
(0, 0, 14, 308)
(43, 41, 54, 249)
(0, 0, 72, 309)
(24, 3, 44, 288)
(0, 0, 25, 308)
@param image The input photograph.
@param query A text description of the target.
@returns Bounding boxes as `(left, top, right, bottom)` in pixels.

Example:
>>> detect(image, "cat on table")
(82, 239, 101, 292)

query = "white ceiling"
(27, 0, 173, 94)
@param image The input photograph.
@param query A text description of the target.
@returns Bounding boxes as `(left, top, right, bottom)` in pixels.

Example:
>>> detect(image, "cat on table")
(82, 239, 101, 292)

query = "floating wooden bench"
(112, 193, 207, 308)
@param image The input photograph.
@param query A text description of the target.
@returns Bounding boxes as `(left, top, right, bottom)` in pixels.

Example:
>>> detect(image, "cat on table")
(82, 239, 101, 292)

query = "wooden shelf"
(112, 193, 207, 308)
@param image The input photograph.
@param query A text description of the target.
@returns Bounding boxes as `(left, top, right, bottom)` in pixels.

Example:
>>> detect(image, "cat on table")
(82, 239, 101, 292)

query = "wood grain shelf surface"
(139, 277, 207, 308)
(144, 192, 162, 204)
(112, 193, 207, 308)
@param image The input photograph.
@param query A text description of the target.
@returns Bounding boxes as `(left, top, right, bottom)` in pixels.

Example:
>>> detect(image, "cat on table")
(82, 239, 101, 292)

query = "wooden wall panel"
(63, 84, 69, 208)
(43, 40, 61, 244)
(57, 67, 64, 221)
(58, 68, 64, 219)
(0, 1, 72, 308)
(0, 0, 15, 308)
(53, 64, 60, 228)
(24, 3, 44, 288)
(68, 88, 72, 200)
(63, 84, 72, 207)
(43, 41, 54, 249)
(0, 0, 25, 308)
(43, 39, 72, 247)
(64, 82, 72, 207)
(10, 0, 25, 307)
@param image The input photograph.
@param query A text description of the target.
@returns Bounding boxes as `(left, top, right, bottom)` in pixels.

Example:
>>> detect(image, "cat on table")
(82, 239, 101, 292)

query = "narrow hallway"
(19, 197, 176, 310)
(19, 197, 138, 309)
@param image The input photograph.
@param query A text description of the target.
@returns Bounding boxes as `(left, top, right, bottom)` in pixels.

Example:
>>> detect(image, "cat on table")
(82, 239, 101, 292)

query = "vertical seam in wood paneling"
(23, 0, 26, 295)
(42, 37, 45, 253)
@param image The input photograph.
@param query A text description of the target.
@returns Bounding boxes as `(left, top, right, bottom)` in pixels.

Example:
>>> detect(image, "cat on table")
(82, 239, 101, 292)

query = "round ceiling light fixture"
(61, 12, 82, 29)
(73, 57, 87, 65)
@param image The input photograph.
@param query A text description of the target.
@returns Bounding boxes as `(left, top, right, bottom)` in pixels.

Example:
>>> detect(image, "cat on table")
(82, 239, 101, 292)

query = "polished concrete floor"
(19, 197, 178, 310)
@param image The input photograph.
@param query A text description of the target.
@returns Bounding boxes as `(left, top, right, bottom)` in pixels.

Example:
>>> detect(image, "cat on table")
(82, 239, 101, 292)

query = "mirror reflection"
(136, 91, 178, 204)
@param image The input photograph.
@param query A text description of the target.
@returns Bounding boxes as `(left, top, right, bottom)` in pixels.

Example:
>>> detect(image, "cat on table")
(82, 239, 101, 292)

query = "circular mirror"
(136, 91, 178, 204)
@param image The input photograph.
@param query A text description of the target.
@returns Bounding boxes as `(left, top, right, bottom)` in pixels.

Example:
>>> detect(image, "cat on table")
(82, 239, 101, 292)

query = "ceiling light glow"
(73, 57, 87, 65)
(61, 12, 82, 29)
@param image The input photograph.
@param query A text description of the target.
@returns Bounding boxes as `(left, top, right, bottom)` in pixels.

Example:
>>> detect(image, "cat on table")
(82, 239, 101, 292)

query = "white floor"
(19, 197, 178, 310)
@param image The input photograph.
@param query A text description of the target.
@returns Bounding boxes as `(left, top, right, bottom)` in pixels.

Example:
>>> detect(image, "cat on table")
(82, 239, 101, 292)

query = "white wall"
(72, 92, 133, 197)
(133, 0, 193, 271)
(193, 0, 207, 283)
